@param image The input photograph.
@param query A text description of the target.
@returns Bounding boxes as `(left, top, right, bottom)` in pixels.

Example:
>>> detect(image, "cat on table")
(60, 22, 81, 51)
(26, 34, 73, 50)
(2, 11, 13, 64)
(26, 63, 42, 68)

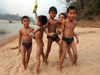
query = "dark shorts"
(63, 37, 74, 44)
(47, 34, 58, 41)
(22, 42, 32, 49)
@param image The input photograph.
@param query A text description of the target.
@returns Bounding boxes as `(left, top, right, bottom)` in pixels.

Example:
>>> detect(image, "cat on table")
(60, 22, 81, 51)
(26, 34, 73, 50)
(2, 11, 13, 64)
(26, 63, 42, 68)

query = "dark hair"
(67, 6, 77, 13)
(21, 16, 30, 21)
(38, 15, 47, 25)
(59, 13, 67, 19)
(49, 6, 57, 14)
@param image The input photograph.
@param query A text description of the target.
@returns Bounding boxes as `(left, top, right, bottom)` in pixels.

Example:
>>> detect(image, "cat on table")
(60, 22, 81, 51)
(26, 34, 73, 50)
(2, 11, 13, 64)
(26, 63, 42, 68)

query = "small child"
(29, 11, 47, 74)
(58, 6, 80, 73)
(44, 6, 62, 65)
(18, 16, 34, 72)
(55, 13, 67, 59)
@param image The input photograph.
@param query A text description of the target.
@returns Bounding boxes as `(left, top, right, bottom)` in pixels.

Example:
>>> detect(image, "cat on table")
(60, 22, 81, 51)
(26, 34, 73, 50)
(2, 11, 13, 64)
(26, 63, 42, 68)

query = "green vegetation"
(70, 0, 100, 21)
(0, 14, 35, 22)
(60, 0, 100, 21)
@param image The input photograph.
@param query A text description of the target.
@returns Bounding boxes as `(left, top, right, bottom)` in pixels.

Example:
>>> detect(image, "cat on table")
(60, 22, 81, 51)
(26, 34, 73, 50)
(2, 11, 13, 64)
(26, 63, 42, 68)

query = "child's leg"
(34, 45, 43, 74)
(56, 37, 62, 60)
(66, 45, 73, 66)
(21, 45, 26, 72)
(41, 46, 45, 62)
(70, 41, 80, 67)
(58, 45, 63, 60)
(26, 46, 32, 67)
(45, 39, 53, 65)
(58, 41, 67, 73)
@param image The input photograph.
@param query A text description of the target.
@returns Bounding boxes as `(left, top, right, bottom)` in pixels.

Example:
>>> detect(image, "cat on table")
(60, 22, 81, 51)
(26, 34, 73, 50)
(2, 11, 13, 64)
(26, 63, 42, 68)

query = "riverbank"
(0, 34, 18, 48)
(0, 28, 100, 75)
(0, 19, 21, 23)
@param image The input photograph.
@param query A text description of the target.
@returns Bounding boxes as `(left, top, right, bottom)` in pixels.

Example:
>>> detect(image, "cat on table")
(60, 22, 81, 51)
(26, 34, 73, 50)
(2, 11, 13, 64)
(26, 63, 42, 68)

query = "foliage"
(70, 0, 100, 20)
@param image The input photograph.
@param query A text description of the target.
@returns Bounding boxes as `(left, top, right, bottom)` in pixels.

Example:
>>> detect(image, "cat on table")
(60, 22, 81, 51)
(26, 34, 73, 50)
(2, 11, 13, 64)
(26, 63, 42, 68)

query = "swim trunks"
(22, 42, 32, 49)
(63, 37, 74, 44)
(47, 33, 58, 41)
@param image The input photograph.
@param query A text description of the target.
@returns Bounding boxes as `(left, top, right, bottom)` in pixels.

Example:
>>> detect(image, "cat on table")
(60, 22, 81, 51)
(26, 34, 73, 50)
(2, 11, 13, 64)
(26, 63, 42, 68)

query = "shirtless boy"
(55, 13, 67, 59)
(29, 11, 47, 74)
(18, 16, 34, 72)
(44, 6, 61, 65)
(58, 6, 79, 72)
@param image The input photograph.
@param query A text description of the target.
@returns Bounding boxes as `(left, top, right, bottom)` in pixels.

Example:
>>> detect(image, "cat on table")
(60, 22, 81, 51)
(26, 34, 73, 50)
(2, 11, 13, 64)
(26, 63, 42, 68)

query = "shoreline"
(0, 19, 21, 23)
(0, 34, 18, 48)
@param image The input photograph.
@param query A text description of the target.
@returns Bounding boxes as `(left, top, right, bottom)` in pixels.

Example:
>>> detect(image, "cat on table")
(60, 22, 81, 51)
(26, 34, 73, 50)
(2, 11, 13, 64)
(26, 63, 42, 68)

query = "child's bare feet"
(58, 67, 62, 73)
(74, 62, 80, 67)
(71, 63, 74, 66)
(34, 70, 38, 74)
(75, 63, 80, 67)
(22, 67, 26, 72)
(45, 61, 47, 66)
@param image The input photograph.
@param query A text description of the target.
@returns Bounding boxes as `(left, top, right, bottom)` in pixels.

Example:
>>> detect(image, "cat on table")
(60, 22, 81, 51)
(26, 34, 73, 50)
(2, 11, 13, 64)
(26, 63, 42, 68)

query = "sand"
(0, 28, 100, 75)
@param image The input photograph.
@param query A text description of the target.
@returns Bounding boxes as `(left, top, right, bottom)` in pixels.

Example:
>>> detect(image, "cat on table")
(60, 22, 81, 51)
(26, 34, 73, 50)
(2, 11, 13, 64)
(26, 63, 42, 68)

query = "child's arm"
(29, 27, 42, 39)
(73, 21, 79, 44)
(58, 20, 65, 46)
(73, 31, 79, 44)
(34, 11, 38, 22)
(18, 29, 22, 52)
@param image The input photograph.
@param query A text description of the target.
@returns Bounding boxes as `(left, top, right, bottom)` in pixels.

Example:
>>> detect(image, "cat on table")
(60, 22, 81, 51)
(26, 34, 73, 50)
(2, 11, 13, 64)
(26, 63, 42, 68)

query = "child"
(18, 16, 34, 72)
(29, 11, 47, 74)
(56, 13, 67, 35)
(44, 6, 61, 65)
(58, 6, 80, 73)
(55, 13, 67, 59)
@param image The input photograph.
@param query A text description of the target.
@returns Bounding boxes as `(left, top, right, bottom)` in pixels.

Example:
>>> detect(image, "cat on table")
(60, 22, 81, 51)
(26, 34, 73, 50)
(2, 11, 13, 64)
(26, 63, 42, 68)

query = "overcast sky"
(0, 0, 67, 19)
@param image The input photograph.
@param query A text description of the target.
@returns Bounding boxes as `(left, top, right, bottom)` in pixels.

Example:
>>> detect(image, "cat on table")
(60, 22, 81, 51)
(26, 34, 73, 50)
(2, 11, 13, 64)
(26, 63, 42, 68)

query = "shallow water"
(0, 22, 38, 41)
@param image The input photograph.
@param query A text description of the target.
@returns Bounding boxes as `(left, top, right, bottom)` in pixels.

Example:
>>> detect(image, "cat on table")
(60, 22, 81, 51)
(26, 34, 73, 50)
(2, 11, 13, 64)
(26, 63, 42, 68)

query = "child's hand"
(33, 9, 36, 13)
(76, 37, 79, 44)
(18, 48, 21, 52)
(58, 40, 62, 46)
(55, 21, 60, 26)
(57, 28, 61, 32)
(29, 32, 35, 39)
(49, 33, 56, 37)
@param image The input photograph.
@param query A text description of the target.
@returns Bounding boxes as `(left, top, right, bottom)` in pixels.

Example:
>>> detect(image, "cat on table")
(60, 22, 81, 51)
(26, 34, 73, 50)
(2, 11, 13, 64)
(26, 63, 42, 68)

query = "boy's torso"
(21, 27, 33, 43)
(35, 27, 44, 44)
(63, 19, 76, 38)
(48, 18, 57, 33)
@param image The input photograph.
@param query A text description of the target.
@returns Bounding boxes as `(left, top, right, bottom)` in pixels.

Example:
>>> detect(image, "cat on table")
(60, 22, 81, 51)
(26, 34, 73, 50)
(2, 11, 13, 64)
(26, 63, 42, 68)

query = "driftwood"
(10, 46, 18, 49)
(0, 30, 7, 34)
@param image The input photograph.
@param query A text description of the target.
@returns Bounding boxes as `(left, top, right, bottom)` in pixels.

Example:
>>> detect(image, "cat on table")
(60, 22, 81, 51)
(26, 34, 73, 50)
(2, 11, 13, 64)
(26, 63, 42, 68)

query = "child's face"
(67, 10, 77, 21)
(58, 14, 65, 23)
(21, 18, 30, 27)
(49, 11, 57, 19)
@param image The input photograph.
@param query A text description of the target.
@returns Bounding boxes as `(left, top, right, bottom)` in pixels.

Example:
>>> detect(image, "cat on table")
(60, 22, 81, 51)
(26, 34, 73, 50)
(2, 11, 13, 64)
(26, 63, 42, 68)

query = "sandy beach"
(0, 28, 100, 75)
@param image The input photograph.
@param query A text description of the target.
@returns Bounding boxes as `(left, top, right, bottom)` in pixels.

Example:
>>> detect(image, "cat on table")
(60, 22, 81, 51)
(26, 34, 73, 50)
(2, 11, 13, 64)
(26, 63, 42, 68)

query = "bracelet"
(32, 32, 34, 34)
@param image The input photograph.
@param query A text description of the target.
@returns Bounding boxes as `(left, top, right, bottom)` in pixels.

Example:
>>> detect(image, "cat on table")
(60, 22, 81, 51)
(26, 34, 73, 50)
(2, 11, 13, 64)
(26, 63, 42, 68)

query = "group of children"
(18, 6, 80, 74)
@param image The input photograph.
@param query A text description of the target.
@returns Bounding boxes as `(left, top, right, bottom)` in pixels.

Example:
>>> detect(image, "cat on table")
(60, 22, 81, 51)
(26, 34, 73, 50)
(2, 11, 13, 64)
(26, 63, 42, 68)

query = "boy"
(29, 11, 47, 74)
(44, 6, 61, 65)
(18, 16, 34, 72)
(58, 6, 79, 73)
(55, 13, 67, 59)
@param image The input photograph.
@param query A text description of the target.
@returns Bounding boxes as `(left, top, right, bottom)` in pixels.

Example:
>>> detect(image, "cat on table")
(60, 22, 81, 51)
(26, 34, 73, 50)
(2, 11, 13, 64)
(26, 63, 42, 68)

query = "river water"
(0, 22, 38, 41)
